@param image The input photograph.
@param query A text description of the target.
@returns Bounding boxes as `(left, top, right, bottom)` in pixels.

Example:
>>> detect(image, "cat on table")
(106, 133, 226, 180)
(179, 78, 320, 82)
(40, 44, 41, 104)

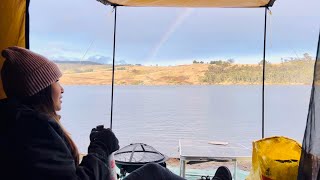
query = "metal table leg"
(180, 159, 186, 178)
(234, 159, 237, 180)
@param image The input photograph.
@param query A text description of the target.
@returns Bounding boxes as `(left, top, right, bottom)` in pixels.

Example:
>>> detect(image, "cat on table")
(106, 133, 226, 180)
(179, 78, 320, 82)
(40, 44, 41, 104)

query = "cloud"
(52, 56, 81, 61)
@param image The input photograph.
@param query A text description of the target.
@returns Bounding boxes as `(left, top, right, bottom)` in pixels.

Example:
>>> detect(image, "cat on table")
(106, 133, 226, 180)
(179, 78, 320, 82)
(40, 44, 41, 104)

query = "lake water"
(60, 85, 311, 157)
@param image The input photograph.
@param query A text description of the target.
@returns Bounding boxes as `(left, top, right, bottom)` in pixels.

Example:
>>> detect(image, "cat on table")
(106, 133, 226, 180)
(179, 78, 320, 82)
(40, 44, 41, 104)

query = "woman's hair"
(20, 85, 80, 165)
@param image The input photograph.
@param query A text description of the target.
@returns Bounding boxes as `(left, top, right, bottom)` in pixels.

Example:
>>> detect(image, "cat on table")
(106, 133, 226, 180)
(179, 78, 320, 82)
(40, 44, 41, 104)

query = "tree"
(303, 53, 313, 61)
(193, 60, 199, 64)
(258, 60, 271, 65)
(227, 59, 235, 64)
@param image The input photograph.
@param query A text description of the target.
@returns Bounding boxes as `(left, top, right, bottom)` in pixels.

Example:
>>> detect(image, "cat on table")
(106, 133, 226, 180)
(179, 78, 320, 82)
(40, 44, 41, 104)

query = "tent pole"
(262, 7, 268, 139)
(110, 6, 117, 129)
(26, 0, 30, 49)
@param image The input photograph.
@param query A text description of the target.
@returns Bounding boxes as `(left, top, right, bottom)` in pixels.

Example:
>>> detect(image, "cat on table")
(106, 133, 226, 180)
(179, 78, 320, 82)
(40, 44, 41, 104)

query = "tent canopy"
(0, 0, 29, 100)
(97, 0, 276, 8)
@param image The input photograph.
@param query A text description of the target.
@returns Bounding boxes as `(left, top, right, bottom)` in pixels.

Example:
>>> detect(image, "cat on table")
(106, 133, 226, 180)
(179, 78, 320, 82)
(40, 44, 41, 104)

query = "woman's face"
(51, 80, 64, 111)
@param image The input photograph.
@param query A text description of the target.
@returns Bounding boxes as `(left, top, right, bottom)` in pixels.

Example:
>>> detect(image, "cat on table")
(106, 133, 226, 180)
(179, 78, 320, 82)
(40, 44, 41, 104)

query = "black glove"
(88, 125, 120, 159)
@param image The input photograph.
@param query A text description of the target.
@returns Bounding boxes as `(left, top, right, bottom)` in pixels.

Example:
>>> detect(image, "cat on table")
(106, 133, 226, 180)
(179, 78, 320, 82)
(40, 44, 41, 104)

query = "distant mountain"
(87, 55, 111, 64)
(54, 60, 102, 65)
(87, 55, 128, 65)
(53, 55, 129, 65)
(117, 60, 128, 65)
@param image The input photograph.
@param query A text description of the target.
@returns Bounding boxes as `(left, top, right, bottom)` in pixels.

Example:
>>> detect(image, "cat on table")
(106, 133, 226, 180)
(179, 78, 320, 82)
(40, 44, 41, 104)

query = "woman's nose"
(61, 86, 64, 94)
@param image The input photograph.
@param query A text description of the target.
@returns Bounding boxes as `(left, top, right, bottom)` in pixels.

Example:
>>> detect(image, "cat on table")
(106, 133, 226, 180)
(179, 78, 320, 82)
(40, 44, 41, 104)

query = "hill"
(57, 60, 314, 85)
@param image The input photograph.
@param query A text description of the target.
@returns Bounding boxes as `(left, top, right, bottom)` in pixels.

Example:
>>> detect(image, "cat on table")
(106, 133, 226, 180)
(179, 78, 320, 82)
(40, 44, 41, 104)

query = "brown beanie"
(1, 46, 62, 97)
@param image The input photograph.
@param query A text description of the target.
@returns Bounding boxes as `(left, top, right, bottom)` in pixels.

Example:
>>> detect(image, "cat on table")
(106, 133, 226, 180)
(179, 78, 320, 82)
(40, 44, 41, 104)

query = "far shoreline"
(60, 84, 313, 86)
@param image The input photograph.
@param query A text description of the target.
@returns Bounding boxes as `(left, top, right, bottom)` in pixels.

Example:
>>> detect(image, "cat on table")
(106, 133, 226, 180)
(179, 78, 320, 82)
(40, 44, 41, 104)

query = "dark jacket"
(0, 99, 110, 180)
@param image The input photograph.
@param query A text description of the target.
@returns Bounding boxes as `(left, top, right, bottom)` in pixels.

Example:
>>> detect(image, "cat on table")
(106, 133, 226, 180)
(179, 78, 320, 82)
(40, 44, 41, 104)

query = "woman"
(0, 46, 231, 180)
(0, 46, 119, 180)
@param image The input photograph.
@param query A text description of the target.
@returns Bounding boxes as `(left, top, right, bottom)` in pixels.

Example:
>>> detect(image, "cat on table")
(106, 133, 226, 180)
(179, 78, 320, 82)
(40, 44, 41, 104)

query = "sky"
(29, 0, 319, 65)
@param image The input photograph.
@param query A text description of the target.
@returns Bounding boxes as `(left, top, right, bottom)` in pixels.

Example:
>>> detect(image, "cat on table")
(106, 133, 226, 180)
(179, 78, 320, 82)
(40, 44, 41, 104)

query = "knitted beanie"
(1, 46, 62, 97)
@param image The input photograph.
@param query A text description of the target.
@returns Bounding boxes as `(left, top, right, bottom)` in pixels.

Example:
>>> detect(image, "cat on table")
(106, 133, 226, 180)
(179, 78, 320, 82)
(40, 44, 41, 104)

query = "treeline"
(202, 57, 315, 85)
(193, 59, 235, 65)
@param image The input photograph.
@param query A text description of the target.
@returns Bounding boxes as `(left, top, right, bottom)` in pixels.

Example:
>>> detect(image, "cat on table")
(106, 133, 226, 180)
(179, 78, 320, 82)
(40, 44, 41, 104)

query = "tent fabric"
(298, 31, 320, 179)
(97, 0, 276, 8)
(0, 0, 29, 100)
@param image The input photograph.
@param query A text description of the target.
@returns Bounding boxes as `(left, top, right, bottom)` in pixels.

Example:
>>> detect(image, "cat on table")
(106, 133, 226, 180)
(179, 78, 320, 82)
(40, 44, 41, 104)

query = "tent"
(298, 32, 320, 179)
(96, 0, 276, 8)
(2, 0, 320, 178)
(0, 0, 30, 99)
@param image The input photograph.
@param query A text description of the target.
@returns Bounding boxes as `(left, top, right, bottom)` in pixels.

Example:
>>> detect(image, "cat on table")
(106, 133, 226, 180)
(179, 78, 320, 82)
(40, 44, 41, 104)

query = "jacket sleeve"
(19, 112, 111, 180)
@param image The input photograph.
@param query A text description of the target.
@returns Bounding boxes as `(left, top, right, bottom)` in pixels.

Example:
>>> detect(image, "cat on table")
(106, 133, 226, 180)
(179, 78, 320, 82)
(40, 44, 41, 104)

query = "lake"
(60, 85, 311, 157)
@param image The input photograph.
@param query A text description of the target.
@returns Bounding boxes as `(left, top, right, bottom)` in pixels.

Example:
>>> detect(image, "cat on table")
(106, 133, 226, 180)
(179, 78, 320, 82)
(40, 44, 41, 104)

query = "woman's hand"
(88, 125, 119, 158)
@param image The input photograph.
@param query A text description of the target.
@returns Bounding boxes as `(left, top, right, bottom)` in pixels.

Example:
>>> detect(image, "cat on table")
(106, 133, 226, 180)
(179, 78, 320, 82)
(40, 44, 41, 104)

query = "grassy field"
(57, 60, 314, 85)
(58, 64, 210, 85)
